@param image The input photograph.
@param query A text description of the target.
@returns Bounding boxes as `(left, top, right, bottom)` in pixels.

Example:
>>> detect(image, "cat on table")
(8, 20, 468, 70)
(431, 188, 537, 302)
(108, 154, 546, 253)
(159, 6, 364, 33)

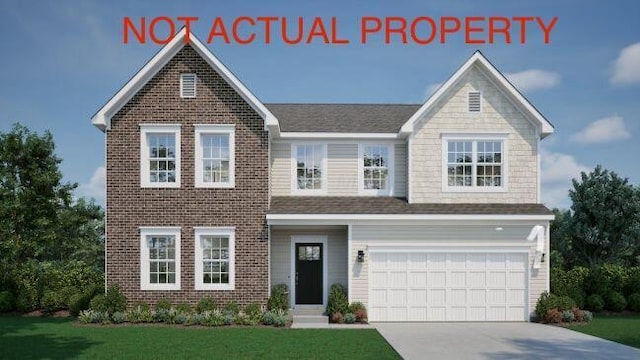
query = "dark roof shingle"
(270, 197, 553, 215)
(265, 103, 421, 133)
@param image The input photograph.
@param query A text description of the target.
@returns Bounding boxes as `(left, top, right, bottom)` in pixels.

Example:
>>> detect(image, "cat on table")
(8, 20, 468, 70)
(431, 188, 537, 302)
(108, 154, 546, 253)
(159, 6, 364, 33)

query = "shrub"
(628, 293, 640, 312)
(349, 302, 367, 322)
(263, 310, 276, 325)
(245, 303, 262, 318)
(176, 313, 189, 325)
(331, 312, 344, 324)
(267, 284, 289, 311)
(154, 308, 170, 323)
(272, 309, 288, 327)
(103, 284, 127, 314)
(176, 303, 192, 314)
(196, 297, 217, 313)
(112, 311, 127, 324)
(606, 292, 627, 312)
(0, 291, 14, 313)
(155, 299, 172, 312)
(344, 313, 356, 324)
(192, 313, 205, 325)
(551, 267, 588, 307)
(41, 290, 66, 313)
(203, 309, 225, 326)
(127, 303, 153, 323)
(535, 292, 576, 320)
(234, 312, 251, 326)
(70, 285, 102, 317)
(626, 267, 640, 296)
(586, 294, 605, 312)
(164, 308, 182, 325)
(600, 264, 628, 294)
(223, 313, 235, 325)
(583, 310, 594, 322)
(562, 310, 575, 322)
(89, 294, 108, 313)
(354, 309, 368, 323)
(223, 301, 240, 316)
(544, 309, 563, 323)
(78, 310, 93, 324)
(572, 307, 585, 322)
(91, 310, 109, 324)
(327, 283, 349, 316)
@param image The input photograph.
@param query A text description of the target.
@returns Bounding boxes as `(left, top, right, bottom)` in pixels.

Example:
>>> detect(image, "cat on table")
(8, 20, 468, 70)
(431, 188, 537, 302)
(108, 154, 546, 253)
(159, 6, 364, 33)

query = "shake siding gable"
(106, 45, 269, 305)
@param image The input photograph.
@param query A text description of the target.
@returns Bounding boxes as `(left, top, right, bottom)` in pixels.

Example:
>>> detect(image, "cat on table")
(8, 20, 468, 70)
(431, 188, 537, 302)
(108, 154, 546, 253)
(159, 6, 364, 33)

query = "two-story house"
(92, 28, 554, 322)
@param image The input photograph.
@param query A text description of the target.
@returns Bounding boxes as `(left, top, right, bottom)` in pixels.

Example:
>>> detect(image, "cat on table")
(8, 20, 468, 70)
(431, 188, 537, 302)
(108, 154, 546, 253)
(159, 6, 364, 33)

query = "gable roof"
(265, 103, 420, 133)
(91, 27, 279, 134)
(399, 51, 554, 138)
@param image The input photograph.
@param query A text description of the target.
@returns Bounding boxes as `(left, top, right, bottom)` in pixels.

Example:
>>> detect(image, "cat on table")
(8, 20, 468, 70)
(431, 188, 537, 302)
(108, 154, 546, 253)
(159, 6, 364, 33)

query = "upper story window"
(140, 227, 181, 291)
(468, 91, 482, 113)
(194, 227, 235, 290)
(359, 144, 394, 196)
(180, 73, 197, 98)
(140, 124, 181, 188)
(292, 144, 327, 194)
(194, 125, 235, 188)
(442, 134, 507, 192)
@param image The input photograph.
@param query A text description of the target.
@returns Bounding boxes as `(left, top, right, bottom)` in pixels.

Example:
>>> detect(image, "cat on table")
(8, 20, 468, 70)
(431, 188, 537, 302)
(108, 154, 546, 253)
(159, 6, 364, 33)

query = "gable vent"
(180, 73, 197, 98)
(468, 91, 481, 112)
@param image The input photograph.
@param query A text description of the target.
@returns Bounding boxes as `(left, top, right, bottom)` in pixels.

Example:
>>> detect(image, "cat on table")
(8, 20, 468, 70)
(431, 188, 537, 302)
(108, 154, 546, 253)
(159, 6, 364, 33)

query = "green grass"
(0, 317, 400, 359)
(568, 315, 640, 349)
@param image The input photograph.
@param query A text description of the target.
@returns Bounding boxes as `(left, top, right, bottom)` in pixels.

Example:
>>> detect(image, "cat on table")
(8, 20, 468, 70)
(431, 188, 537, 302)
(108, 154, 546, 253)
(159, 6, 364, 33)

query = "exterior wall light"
(357, 250, 365, 263)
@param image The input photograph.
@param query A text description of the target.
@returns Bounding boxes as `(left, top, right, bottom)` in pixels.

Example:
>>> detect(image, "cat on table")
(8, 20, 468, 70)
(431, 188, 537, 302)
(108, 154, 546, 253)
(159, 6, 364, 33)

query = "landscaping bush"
(606, 292, 627, 312)
(103, 284, 127, 314)
(534, 292, 576, 320)
(203, 309, 225, 326)
(223, 301, 240, 316)
(562, 310, 575, 322)
(192, 313, 205, 325)
(263, 310, 276, 325)
(245, 303, 262, 322)
(551, 266, 589, 308)
(155, 299, 172, 311)
(41, 290, 66, 313)
(0, 291, 14, 312)
(127, 303, 153, 323)
(234, 312, 251, 325)
(267, 283, 289, 311)
(176, 303, 192, 314)
(154, 308, 170, 323)
(582, 310, 594, 322)
(196, 297, 217, 313)
(626, 267, 640, 296)
(628, 293, 640, 312)
(349, 302, 367, 322)
(544, 309, 563, 323)
(600, 264, 628, 294)
(344, 313, 356, 324)
(327, 283, 349, 316)
(70, 284, 102, 317)
(272, 309, 288, 327)
(331, 312, 344, 324)
(224, 313, 235, 325)
(572, 307, 585, 322)
(112, 311, 127, 324)
(89, 294, 108, 313)
(586, 294, 605, 312)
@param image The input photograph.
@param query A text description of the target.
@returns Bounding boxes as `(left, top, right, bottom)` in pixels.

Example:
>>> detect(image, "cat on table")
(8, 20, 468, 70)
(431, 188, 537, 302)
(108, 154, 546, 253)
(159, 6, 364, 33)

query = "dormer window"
(468, 91, 481, 113)
(180, 73, 197, 98)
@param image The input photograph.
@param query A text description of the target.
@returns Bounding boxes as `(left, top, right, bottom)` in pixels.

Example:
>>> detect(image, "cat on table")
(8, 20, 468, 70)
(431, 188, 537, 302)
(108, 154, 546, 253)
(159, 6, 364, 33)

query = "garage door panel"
(369, 251, 528, 322)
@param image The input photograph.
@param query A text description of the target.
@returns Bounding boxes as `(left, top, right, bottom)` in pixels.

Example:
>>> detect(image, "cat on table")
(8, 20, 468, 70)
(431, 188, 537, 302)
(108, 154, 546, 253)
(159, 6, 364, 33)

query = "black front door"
(295, 243, 323, 305)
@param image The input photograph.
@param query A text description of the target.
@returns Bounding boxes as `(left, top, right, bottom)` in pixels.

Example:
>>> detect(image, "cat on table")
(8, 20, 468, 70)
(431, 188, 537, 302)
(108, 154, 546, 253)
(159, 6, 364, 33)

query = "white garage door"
(369, 252, 528, 322)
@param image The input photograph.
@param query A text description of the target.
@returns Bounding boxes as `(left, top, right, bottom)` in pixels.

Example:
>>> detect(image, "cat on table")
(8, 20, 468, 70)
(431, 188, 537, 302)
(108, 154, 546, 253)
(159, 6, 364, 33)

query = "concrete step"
(291, 308, 326, 316)
(292, 315, 329, 324)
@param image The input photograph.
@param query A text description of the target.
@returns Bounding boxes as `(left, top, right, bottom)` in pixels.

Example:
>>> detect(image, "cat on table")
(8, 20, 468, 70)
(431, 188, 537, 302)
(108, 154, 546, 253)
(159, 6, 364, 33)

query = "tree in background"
(560, 166, 640, 268)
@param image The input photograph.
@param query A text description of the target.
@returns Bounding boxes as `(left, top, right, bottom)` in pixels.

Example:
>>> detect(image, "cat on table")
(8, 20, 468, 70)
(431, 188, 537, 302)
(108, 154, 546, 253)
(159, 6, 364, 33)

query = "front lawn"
(568, 315, 640, 349)
(0, 317, 399, 359)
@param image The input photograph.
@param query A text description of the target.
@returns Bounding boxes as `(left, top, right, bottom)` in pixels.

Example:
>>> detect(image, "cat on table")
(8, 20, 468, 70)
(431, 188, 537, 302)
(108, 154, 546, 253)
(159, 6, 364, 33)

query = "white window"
(468, 91, 482, 113)
(194, 125, 235, 188)
(291, 144, 327, 194)
(194, 227, 235, 290)
(140, 124, 181, 188)
(180, 73, 197, 98)
(442, 134, 507, 192)
(359, 144, 394, 195)
(140, 227, 181, 290)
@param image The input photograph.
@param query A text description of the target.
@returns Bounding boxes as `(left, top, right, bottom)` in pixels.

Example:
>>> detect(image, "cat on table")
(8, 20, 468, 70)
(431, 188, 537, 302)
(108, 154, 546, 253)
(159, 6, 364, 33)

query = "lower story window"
(140, 227, 181, 290)
(195, 227, 235, 290)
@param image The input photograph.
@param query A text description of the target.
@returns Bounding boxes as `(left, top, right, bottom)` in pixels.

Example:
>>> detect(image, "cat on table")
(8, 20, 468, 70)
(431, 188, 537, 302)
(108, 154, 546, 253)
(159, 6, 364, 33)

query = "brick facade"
(106, 45, 269, 306)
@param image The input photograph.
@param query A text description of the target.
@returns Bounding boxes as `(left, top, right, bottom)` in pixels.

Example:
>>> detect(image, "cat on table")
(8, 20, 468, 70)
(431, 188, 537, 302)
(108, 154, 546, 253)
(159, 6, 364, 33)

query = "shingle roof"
(264, 104, 421, 133)
(269, 196, 553, 215)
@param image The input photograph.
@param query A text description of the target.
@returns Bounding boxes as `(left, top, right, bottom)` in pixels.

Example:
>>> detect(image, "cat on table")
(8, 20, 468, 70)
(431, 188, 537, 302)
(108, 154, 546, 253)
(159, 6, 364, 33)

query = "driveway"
(374, 322, 640, 360)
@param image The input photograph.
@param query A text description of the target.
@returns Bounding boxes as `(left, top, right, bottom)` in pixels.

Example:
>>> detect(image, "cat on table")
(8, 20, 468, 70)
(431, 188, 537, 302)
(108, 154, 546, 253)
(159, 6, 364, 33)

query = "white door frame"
(290, 235, 328, 308)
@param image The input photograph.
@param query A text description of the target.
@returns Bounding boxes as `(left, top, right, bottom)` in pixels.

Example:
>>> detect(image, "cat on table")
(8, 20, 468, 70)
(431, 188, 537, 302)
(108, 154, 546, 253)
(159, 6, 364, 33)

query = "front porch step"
(291, 308, 326, 316)
(292, 315, 329, 324)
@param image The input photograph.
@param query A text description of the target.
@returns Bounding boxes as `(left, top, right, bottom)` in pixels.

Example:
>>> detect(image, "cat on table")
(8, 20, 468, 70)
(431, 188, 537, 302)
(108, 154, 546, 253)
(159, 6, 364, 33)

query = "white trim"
(290, 235, 329, 307)
(358, 143, 395, 196)
(527, 225, 545, 269)
(267, 214, 555, 223)
(139, 124, 181, 188)
(180, 73, 197, 98)
(399, 51, 554, 138)
(91, 27, 280, 135)
(194, 124, 236, 188)
(367, 245, 530, 253)
(280, 132, 400, 139)
(467, 90, 482, 113)
(194, 227, 236, 291)
(407, 134, 413, 203)
(441, 134, 508, 193)
(290, 143, 328, 195)
(536, 127, 542, 203)
(139, 226, 181, 291)
(347, 224, 353, 304)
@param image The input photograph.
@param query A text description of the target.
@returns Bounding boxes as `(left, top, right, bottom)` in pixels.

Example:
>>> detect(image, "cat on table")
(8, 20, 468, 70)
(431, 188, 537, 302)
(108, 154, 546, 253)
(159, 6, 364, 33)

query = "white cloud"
(77, 166, 105, 203)
(505, 69, 561, 92)
(541, 147, 590, 209)
(611, 42, 640, 85)
(424, 83, 442, 100)
(570, 115, 631, 144)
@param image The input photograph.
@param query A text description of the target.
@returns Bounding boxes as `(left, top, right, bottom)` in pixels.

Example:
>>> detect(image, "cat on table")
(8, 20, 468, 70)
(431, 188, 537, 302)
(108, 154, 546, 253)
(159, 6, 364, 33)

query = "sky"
(0, 0, 639, 209)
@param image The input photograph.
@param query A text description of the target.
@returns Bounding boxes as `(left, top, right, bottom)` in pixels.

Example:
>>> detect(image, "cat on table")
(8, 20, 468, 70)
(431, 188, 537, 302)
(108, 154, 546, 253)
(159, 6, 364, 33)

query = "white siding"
(270, 141, 407, 197)
(270, 226, 348, 300)
(410, 65, 539, 203)
(350, 222, 549, 318)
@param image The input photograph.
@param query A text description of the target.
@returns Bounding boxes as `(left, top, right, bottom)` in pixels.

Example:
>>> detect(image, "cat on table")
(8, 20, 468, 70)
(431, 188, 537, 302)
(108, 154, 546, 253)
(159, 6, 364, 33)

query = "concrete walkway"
(374, 322, 640, 360)
(291, 323, 372, 329)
